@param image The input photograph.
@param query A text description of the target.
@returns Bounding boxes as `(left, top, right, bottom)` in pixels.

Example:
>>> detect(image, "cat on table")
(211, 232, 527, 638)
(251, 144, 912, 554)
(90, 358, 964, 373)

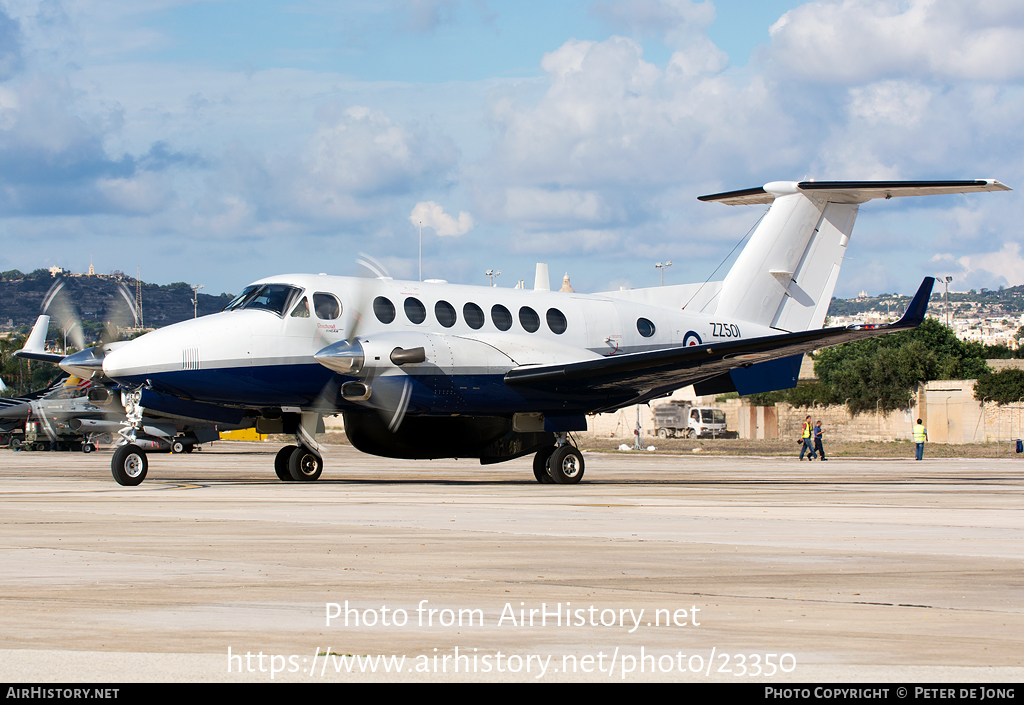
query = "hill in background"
(0, 269, 233, 341)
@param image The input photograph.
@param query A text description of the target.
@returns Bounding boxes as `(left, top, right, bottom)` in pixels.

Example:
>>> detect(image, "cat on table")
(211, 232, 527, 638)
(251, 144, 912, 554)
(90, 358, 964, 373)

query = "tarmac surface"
(1, 442, 1022, 683)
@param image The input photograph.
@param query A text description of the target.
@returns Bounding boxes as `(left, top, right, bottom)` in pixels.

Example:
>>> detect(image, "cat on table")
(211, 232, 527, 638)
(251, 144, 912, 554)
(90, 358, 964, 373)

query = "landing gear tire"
(533, 446, 556, 483)
(82, 443, 95, 454)
(275, 445, 297, 481)
(549, 445, 584, 484)
(288, 445, 323, 482)
(171, 440, 185, 454)
(112, 444, 148, 486)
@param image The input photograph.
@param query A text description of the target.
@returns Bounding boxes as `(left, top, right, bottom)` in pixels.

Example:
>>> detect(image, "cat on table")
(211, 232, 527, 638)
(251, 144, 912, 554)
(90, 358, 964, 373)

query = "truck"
(653, 402, 728, 439)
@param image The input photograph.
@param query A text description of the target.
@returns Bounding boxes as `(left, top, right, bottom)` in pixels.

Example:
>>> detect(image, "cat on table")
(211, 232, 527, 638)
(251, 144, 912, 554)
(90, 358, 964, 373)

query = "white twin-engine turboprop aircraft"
(38, 179, 1010, 485)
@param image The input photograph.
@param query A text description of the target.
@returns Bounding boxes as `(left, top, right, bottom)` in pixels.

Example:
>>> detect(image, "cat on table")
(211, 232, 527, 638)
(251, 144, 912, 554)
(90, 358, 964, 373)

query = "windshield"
(226, 284, 303, 317)
(224, 286, 259, 311)
(701, 409, 726, 424)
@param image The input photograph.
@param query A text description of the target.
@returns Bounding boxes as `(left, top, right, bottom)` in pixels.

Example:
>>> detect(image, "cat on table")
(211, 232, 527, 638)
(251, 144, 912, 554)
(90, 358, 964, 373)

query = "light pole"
(655, 261, 673, 286)
(937, 275, 953, 327)
(485, 269, 501, 287)
(191, 284, 204, 319)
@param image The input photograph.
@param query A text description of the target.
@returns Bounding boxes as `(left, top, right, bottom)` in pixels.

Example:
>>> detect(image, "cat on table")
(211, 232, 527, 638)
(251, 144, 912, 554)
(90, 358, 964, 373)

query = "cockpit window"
(290, 297, 310, 318)
(313, 293, 341, 320)
(224, 285, 259, 311)
(237, 284, 302, 317)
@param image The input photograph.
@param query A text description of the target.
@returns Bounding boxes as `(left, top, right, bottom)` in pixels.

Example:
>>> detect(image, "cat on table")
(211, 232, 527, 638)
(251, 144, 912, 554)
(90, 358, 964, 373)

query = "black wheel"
(657, 428, 668, 439)
(275, 444, 297, 481)
(111, 444, 148, 486)
(184, 445, 194, 453)
(82, 443, 94, 454)
(171, 440, 185, 454)
(549, 445, 585, 484)
(288, 445, 323, 482)
(533, 446, 556, 483)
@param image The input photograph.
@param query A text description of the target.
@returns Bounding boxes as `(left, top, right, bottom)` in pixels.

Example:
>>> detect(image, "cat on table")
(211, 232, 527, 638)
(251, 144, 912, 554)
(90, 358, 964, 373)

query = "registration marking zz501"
(710, 323, 741, 338)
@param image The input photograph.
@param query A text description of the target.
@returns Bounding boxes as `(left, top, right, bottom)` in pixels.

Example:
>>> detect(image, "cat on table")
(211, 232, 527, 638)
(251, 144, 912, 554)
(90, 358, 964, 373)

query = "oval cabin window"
(374, 297, 396, 324)
(491, 304, 513, 331)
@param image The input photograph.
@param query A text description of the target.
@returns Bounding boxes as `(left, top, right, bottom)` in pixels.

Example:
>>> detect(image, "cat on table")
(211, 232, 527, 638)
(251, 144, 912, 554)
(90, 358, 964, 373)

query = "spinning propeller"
(313, 256, 424, 433)
(45, 278, 140, 380)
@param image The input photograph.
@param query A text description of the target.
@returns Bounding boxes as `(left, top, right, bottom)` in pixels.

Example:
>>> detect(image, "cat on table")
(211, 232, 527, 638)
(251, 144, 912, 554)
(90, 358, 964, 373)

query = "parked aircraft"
(0, 366, 232, 454)
(0, 376, 91, 450)
(24, 179, 1010, 486)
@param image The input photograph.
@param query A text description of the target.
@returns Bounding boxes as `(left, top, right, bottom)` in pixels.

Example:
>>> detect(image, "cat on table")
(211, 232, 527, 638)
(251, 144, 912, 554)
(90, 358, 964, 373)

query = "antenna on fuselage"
(534, 263, 550, 291)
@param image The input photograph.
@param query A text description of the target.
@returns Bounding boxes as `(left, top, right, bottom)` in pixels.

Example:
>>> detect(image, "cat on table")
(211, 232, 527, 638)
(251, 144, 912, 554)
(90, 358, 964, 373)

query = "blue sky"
(1, 0, 1023, 299)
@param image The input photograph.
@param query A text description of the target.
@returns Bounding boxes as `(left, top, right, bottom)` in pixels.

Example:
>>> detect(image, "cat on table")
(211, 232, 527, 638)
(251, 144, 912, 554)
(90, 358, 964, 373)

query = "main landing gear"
(533, 434, 585, 485)
(274, 444, 324, 482)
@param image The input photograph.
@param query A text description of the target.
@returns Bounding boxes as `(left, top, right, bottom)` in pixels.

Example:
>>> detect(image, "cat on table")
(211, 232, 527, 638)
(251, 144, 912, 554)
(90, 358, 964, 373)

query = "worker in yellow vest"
(799, 415, 816, 461)
(913, 419, 928, 461)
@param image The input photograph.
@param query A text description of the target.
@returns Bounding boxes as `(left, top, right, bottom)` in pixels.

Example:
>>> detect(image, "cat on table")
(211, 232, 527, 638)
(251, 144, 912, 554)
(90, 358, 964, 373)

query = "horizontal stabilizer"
(699, 179, 1010, 206)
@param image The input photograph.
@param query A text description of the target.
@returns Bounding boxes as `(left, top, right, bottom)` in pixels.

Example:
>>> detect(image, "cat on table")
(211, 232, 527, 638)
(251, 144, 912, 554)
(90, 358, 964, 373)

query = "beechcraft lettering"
(17, 179, 1011, 486)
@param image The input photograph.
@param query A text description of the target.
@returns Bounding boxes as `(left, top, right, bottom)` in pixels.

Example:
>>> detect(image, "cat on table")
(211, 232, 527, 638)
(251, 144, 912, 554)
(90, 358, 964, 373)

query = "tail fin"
(14, 315, 65, 364)
(703, 179, 1009, 332)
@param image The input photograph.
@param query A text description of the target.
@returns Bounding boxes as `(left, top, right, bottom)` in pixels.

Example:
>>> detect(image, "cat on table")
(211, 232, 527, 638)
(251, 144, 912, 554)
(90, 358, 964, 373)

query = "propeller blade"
(359, 374, 413, 433)
(345, 254, 390, 344)
(41, 279, 85, 352)
(101, 283, 139, 344)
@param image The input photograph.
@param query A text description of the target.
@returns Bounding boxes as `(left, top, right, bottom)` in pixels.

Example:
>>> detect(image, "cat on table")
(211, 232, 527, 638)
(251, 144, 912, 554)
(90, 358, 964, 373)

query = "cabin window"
(435, 300, 457, 328)
(491, 304, 513, 331)
(464, 302, 485, 330)
(289, 297, 310, 318)
(313, 293, 341, 320)
(637, 318, 656, 337)
(546, 308, 567, 334)
(374, 296, 396, 324)
(519, 306, 540, 333)
(405, 297, 427, 324)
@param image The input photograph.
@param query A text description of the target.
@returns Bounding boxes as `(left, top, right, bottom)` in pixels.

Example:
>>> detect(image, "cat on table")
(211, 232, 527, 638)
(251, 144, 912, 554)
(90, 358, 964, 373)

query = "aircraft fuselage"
(100, 273, 768, 419)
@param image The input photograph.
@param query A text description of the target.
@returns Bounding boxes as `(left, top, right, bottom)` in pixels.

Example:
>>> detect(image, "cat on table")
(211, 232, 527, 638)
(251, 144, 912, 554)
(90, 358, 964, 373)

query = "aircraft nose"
(101, 341, 141, 382)
(0, 401, 29, 419)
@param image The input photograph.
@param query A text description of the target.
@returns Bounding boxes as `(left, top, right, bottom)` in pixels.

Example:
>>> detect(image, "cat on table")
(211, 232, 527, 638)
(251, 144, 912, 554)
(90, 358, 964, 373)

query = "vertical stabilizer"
(713, 182, 854, 331)
(701, 179, 1011, 332)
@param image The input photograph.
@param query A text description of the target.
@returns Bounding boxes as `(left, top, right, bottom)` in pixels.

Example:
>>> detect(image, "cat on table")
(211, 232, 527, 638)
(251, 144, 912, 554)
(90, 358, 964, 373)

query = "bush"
(974, 368, 1024, 404)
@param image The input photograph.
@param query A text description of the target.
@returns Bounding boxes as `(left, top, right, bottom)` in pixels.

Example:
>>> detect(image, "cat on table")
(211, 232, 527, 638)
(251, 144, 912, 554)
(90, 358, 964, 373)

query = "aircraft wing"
(504, 277, 934, 405)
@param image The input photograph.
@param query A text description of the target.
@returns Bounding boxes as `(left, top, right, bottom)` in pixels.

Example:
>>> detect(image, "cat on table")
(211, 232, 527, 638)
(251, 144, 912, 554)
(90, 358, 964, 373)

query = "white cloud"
(936, 242, 1024, 289)
(848, 81, 931, 127)
(409, 200, 473, 236)
(769, 0, 1024, 83)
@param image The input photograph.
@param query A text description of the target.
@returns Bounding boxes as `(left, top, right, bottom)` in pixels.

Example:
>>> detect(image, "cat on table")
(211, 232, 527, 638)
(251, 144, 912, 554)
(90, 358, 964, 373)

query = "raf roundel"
(683, 331, 702, 347)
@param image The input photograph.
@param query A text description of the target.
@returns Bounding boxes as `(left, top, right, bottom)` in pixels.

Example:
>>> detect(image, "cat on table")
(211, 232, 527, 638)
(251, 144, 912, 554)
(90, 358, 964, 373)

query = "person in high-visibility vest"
(913, 419, 928, 461)
(799, 415, 816, 460)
